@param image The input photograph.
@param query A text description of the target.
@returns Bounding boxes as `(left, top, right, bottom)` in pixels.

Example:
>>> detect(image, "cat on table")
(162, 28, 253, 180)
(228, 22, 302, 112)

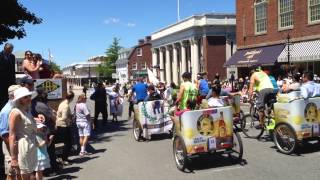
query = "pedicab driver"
(300, 71, 320, 99)
(176, 72, 198, 110)
(248, 66, 274, 127)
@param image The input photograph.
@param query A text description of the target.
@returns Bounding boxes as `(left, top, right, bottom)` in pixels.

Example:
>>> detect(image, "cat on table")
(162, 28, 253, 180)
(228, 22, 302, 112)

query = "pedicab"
(133, 100, 173, 141)
(272, 92, 320, 154)
(172, 104, 243, 171)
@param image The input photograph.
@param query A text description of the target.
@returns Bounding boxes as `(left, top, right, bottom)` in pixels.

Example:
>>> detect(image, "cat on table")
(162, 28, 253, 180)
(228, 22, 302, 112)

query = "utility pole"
(177, 0, 180, 22)
(287, 34, 292, 75)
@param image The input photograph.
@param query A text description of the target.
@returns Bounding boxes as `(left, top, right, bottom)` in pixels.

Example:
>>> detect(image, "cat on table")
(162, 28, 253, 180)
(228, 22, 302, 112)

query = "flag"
(147, 68, 159, 84)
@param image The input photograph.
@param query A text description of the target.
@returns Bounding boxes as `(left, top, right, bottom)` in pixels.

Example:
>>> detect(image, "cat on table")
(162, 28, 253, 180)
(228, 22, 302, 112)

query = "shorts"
(18, 138, 37, 174)
(76, 121, 91, 137)
(256, 88, 275, 111)
(35, 159, 50, 171)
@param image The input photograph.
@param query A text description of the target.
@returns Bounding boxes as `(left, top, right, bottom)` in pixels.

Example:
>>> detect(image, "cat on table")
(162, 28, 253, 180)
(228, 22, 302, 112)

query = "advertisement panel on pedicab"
(137, 100, 173, 137)
(180, 107, 233, 154)
(274, 97, 320, 140)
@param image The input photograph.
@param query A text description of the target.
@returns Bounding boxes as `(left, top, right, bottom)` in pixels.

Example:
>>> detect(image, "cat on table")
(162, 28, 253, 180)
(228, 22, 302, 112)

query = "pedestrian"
(22, 50, 41, 79)
(90, 82, 108, 126)
(35, 123, 51, 180)
(31, 88, 59, 176)
(75, 94, 92, 156)
(197, 72, 209, 105)
(0, 43, 16, 110)
(55, 91, 75, 165)
(82, 85, 88, 97)
(0, 85, 21, 180)
(9, 87, 38, 179)
(19, 76, 35, 91)
(107, 88, 121, 122)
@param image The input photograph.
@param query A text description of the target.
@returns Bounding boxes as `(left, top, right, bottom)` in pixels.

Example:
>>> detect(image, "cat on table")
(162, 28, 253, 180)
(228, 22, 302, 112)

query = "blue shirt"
(300, 81, 320, 99)
(269, 75, 279, 93)
(132, 83, 148, 101)
(0, 101, 13, 137)
(199, 79, 209, 96)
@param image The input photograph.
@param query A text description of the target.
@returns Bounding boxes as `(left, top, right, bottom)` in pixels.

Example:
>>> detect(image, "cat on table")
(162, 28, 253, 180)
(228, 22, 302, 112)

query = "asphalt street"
(47, 89, 320, 180)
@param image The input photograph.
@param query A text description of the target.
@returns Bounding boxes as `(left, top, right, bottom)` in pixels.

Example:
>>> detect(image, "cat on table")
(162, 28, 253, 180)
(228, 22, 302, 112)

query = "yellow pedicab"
(133, 100, 173, 141)
(273, 93, 320, 154)
(172, 106, 243, 171)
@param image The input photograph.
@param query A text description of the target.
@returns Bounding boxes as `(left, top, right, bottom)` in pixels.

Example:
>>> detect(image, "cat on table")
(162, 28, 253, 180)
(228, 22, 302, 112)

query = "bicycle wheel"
(173, 136, 188, 171)
(241, 114, 264, 139)
(228, 131, 243, 161)
(273, 123, 297, 155)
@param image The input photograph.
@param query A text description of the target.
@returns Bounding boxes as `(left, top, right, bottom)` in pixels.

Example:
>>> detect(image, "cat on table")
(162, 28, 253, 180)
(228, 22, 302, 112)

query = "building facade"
(115, 48, 132, 84)
(227, 0, 320, 76)
(128, 37, 152, 80)
(63, 55, 105, 86)
(151, 13, 236, 84)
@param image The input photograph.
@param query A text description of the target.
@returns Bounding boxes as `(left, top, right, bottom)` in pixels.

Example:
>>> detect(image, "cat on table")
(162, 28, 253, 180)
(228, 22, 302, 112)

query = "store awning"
(278, 40, 320, 63)
(225, 44, 285, 67)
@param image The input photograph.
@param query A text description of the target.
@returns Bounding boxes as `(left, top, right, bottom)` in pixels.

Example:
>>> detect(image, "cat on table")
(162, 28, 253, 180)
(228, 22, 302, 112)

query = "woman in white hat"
(8, 87, 38, 179)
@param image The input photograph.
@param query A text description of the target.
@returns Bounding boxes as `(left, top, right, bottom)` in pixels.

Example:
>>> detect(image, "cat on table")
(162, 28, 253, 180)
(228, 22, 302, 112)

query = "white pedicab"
(133, 100, 173, 141)
(273, 94, 320, 154)
(172, 106, 243, 171)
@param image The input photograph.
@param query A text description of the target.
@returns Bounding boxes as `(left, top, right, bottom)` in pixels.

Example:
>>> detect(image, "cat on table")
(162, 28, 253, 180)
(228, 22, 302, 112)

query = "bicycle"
(241, 93, 277, 139)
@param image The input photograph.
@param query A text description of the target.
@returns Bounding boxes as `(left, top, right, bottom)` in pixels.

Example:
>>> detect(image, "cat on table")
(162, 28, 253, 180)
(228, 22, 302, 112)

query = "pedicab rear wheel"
(133, 120, 142, 141)
(228, 131, 243, 161)
(273, 123, 297, 155)
(173, 136, 188, 171)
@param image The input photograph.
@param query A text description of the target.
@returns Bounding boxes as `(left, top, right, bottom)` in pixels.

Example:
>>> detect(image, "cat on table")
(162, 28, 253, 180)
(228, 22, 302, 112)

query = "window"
(279, 0, 294, 29)
(132, 63, 137, 70)
(141, 62, 147, 70)
(309, 0, 320, 23)
(137, 48, 142, 56)
(255, 0, 268, 34)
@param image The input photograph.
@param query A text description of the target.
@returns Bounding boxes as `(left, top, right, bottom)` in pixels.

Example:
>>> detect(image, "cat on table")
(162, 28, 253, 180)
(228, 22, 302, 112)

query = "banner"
(177, 107, 233, 154)
(34, 79, 63, 99)
(136, 100, 173, 138)
(147, 68, 159, 84)
(274, 97, 320, 140)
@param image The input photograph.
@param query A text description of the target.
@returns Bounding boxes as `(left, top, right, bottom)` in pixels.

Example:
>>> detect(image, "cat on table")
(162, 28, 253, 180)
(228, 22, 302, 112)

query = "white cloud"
(103, 17, 136, 28)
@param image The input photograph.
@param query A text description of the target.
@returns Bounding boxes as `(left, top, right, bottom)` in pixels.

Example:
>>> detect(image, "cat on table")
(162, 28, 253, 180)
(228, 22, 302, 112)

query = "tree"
(99, 37, 122, 77)
(49, 62, 61, 73)
(0, 0, 42, 44)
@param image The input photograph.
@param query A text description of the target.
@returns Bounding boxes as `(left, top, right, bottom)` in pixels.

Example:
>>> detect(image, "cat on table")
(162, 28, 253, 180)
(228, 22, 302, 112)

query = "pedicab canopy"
(176, 107, 233, 154)
(274, 93, 320, 140)
(224, 44, 285, 67)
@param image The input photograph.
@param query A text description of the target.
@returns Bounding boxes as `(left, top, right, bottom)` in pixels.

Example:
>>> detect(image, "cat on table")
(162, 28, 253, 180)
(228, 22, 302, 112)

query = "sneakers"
(79, 151, 92, 156)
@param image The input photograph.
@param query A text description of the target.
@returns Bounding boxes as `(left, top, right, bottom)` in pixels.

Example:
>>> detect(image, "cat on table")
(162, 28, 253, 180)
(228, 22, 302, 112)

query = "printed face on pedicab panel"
(305, 103, 318, 123)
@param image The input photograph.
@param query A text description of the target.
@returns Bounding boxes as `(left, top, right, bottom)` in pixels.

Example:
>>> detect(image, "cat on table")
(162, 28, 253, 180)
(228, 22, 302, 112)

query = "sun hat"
(12, 87, 33, 102)
(8, 85, 21, 94)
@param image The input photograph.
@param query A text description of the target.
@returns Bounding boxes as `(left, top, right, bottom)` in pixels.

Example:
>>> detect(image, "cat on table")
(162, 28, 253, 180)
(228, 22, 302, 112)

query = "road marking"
(210, 166, 244, 172)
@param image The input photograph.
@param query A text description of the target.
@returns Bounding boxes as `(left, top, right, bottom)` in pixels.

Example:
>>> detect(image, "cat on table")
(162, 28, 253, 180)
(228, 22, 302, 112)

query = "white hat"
(12, 87, 33, 102)
(8, 85, 21, 94)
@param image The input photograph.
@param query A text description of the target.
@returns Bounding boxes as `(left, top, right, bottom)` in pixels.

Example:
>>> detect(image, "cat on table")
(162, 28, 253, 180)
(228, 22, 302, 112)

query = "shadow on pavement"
(186, 154, 247, 172)
(149, 133, 172, 141)
(47, 166, 82, 180)
(72, 155, 100, 164)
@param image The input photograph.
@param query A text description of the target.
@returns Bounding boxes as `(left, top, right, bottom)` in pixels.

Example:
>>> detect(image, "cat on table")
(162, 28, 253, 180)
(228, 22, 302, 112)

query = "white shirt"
(300, 81, 320, 99)
(207, 97, 224, 107)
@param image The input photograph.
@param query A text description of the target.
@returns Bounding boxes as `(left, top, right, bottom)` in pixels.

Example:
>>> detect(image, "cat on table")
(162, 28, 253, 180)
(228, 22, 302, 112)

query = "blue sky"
(8, 0, 235, 67)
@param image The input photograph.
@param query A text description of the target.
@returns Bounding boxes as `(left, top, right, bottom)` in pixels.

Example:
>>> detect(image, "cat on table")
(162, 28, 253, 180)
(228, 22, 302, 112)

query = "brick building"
(128, 37, 152, 80)
(151, 13, 236, 84)
(226, 0, 320, 77)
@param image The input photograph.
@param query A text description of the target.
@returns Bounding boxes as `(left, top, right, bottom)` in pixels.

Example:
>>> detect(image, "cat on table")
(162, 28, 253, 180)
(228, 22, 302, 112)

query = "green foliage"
(0, 0, 42, 44)
(99, 37, 122, 77)
(49, 62, 61, 73)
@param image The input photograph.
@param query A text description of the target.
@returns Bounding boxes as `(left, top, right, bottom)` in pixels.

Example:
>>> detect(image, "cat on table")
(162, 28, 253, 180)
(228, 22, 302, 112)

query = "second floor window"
(255, 0, 268, 34)
(309, 0, 320, 23)
(137, 48, 142, 56)
(132, 63, 137, 70)
(279, 0, 294, 29)
(141, 62, 147, 70)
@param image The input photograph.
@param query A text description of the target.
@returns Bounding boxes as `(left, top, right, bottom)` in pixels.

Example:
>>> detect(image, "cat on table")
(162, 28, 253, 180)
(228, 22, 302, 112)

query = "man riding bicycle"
(248, 66, 274, 128)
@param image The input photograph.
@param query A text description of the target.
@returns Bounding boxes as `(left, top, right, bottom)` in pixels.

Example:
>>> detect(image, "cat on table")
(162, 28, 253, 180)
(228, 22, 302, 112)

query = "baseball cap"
(19, 76, 35, 85)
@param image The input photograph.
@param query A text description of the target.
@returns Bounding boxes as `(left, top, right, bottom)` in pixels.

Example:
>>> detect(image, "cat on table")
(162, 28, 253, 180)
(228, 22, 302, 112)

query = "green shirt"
(179, 81, 198, 110)
(254, 71, 274, 92)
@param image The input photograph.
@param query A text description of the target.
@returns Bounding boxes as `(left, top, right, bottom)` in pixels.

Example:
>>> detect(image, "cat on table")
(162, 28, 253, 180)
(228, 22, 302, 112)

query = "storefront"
(277, 39, 320, 76)
(225, 44, 285, 78)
